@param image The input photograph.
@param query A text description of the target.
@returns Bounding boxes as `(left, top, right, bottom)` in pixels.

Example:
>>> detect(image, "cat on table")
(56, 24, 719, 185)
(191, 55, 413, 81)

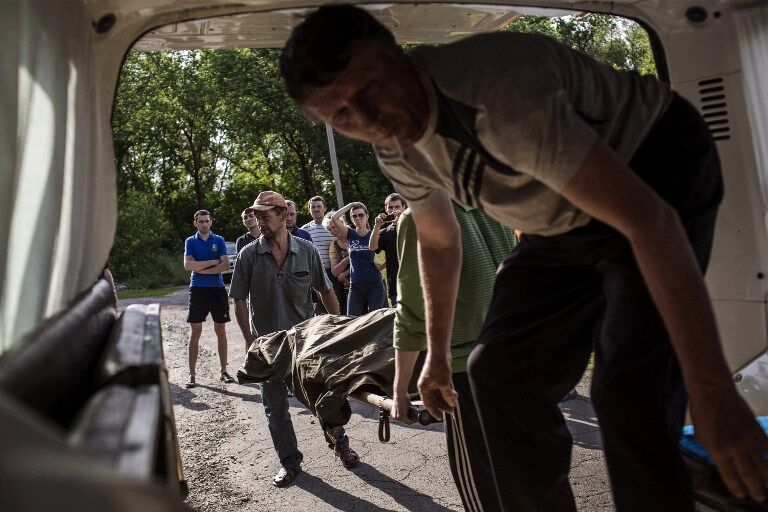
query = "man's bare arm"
(562, 137, 768, 502)
(197, 256, 230, 274)
(233, 299, 255, 353)
(183, 255, 219, 272)
(392, 349, 421, 423)
(410, 190, 461, 420)
(319, 287, 340, 315)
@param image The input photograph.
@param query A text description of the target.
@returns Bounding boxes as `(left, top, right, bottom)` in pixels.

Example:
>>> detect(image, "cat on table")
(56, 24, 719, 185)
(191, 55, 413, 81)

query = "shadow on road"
(194, 383, 262, 403)
(295, 471, 400, 512)
(170, 382, 211, 411)
(353, 462, 460, 512)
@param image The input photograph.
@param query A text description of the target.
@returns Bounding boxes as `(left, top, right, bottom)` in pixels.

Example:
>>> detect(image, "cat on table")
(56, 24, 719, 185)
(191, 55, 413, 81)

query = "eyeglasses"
(351, 213, 366, 219)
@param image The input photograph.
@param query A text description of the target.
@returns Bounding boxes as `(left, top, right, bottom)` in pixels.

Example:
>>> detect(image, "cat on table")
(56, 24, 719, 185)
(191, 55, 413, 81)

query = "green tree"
(111, 14, 657, 285)
(507, 14, 657, 75)
(110, 189, 186, 288)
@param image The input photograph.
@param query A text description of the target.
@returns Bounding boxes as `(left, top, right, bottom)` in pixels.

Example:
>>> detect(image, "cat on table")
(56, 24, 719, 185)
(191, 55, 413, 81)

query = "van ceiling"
(132, 4, 571, 50)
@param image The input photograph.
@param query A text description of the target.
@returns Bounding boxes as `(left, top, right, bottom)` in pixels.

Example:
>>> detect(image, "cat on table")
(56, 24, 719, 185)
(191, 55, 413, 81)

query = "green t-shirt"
(393, 203, 516, 372)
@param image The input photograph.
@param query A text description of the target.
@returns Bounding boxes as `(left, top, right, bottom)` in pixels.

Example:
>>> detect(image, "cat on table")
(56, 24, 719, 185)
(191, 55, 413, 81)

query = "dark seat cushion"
(68, 384, 161, 479)
(0, 278, 117, 428)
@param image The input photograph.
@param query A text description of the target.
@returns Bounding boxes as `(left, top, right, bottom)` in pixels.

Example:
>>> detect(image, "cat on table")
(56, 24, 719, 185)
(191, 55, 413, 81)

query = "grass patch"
(118, 287, 178, 300)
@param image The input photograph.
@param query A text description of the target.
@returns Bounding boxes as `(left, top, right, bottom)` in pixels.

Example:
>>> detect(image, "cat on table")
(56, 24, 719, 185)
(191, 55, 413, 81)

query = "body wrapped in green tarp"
(237, 309, 410, 429)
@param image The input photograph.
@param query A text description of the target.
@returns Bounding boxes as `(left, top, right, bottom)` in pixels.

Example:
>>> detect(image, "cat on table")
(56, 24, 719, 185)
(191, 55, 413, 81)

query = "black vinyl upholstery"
(0, 278, 117, 428)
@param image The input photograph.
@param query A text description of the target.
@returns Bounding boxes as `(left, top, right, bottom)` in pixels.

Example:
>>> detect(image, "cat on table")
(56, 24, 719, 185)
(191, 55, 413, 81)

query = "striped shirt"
(301, 221, 336, 269)
(394, 204, 516, 372)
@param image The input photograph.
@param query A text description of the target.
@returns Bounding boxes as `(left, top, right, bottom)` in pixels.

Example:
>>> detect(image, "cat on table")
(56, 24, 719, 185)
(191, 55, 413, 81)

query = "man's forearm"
(394, 349, 421, 396)
(628, 211, 732, 391)
(234, 299, 255, 351)
(198, 261, 229, 274)
(319, 288, 340, 315)
(418, 241, 461, 360)
(185, 259, 219, 272)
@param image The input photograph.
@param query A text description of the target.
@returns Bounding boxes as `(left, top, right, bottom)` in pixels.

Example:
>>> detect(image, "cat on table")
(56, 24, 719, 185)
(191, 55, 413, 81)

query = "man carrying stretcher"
(392, 203, 515, 512)
(279, 5, 768, 510)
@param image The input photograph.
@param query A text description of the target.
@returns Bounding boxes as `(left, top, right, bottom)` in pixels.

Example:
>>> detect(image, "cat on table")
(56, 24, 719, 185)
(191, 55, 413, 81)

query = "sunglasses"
(351, 213, 366, 219)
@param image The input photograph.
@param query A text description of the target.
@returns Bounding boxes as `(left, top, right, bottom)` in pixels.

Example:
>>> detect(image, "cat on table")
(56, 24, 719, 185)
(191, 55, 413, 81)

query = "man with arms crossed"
(229, 191, 358, 488)
(183, 209, 234, 388)
(280, 5, 768, 510)
(393, 204, 515, 512)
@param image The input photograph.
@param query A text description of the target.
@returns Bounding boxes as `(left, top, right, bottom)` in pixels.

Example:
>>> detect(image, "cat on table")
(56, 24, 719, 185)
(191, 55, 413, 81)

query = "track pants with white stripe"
(446, 372, 502, 512)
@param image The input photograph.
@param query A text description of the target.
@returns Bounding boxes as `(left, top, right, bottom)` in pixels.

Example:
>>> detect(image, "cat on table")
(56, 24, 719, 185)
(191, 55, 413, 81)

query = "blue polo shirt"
(290, 225, 313, 243)
(185, 231, 227, 287)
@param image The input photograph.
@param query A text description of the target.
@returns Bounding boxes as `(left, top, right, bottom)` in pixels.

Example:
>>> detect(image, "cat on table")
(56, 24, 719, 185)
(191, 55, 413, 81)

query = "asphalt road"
(120, 289, 613, 511)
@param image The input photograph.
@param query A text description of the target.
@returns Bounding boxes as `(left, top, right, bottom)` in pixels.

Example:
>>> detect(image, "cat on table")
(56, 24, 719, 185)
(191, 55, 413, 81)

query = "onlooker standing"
(392, 204, 515, 512)
(236, 208, 261, 254)
(285, 200, 313, 242)
(323, 214, 350, 314)
(183, 210, 234, 388)
(331, 202, 385, 316)
(230, 191, 358, 488)
(370, 193, 406, 306)
(301, 196, 339, 313)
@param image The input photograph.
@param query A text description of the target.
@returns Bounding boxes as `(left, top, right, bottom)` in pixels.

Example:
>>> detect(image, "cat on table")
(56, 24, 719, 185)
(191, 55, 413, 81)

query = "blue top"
(290, 225, 314, 243)
(185, 231, 227, 287)
(347, 228, 381, 285)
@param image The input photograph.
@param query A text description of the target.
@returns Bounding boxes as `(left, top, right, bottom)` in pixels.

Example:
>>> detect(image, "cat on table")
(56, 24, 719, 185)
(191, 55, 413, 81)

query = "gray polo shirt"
(229, 234, 332, 336)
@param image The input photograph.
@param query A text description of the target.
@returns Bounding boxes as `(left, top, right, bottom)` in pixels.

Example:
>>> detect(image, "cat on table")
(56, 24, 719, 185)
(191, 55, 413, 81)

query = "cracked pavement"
(122, 290, 614, 511)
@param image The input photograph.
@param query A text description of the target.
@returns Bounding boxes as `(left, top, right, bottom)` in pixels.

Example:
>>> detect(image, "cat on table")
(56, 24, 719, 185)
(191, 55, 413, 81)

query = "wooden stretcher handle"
(352, 391, 441, 425)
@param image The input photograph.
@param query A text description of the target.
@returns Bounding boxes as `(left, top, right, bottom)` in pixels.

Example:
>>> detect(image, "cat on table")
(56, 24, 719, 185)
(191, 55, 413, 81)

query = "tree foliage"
(506, 14, 657, 75)
(111, 14, 655, 286)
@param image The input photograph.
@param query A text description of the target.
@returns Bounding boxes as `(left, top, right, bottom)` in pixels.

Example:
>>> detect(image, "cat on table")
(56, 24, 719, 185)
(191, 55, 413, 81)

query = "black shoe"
(220, 372, 234, 383)
(272, 466, 301, 488)
(335, 436, 360, 469)
(185, 375, 196, 388)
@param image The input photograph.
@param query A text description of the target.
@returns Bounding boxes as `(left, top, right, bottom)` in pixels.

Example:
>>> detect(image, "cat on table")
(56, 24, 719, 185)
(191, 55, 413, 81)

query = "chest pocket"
(284, 267, 312, 298)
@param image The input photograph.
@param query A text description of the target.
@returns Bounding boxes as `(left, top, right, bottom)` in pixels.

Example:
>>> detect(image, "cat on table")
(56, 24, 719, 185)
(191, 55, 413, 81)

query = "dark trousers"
(446, 372, 502, 512)
(467, 94, 723, 512)
(315, 268, 346, 315)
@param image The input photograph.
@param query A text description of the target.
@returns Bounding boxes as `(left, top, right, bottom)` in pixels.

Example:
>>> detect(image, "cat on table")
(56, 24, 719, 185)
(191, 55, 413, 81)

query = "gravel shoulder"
(121, 292, 613, 511)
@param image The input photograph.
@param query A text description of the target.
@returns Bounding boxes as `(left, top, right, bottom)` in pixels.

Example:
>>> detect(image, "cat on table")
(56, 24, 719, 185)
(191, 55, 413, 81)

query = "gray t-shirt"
(229, 234, 332, 336)
(377, 32, 672, 236)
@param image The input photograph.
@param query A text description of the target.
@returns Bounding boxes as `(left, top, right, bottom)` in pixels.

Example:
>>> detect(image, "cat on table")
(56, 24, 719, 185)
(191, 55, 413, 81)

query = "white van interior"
(1, 1, 766, 510)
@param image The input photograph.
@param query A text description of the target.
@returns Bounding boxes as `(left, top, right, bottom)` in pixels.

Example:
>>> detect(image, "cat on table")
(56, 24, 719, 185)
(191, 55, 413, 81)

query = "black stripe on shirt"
(452, 145, 469, 202)
(472, 159, 486, 210)
(462, 150, 477, 206)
